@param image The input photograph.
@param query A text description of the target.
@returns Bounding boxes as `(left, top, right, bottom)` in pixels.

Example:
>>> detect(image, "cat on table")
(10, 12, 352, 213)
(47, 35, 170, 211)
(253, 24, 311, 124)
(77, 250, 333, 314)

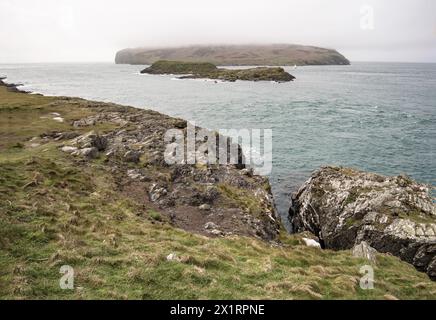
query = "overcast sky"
(0, 0, 435, 63)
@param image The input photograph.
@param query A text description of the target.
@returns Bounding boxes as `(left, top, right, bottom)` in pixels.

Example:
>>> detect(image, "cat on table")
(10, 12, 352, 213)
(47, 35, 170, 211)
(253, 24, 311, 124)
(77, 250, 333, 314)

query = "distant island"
(141, 60, 295, 82)
(115, 44, 350, 66)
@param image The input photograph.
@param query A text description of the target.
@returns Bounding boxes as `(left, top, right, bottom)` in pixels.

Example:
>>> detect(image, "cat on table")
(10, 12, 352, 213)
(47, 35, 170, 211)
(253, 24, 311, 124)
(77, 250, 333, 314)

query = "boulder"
(199, 204, 211, 211)
(352, 241, 377, 263)
(71, 131, 107, 151)
(289, 166, 436, 279)
(149, 184, 167, 202)
(302, 237, 321, 249)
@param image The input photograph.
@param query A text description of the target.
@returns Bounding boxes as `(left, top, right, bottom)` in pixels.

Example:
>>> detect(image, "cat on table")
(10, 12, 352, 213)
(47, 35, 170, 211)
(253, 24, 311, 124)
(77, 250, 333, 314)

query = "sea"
(1, 62, 435, 228)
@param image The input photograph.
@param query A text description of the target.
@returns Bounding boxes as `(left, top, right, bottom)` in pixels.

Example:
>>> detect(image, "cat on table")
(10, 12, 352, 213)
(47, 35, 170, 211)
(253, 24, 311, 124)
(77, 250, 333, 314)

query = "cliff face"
(290, 166, 436, 280)
(115, 44, 350, 66)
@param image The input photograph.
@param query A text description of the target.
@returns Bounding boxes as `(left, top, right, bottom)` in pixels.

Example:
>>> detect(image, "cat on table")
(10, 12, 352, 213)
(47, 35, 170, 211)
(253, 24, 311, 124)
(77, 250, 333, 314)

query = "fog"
(0, 0, 435, 63)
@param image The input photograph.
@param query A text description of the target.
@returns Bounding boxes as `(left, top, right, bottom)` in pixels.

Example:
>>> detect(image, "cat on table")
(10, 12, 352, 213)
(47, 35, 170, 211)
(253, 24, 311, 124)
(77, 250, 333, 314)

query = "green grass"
(148, 210, 162, 222)
(1, 87, 435, 299)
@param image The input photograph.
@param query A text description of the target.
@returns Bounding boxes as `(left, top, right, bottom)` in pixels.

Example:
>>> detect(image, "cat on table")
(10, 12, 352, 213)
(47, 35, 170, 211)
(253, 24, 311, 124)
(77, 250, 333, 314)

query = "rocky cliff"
(115, 44, 350, 66)
(290, 166, 436, 280)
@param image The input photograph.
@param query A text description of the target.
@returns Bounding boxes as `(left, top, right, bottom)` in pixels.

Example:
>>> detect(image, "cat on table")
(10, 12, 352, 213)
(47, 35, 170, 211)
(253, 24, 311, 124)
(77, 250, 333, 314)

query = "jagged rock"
(352, 241, 377, 263)
(141, 60, 295, 82)
(413, 244, 436, 276)
(56, 131, 80, 141)
(290, 166, 436, 279)
(60, 104, 280, 242)
(166, 253, 179, 262)
(428, 257, 436, 280)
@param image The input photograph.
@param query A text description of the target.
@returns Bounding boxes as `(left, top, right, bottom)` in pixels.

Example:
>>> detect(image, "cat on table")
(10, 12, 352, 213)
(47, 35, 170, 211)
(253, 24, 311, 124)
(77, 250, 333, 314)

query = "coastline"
(0, 76, 280, 240)
(1, 77, 435, 298)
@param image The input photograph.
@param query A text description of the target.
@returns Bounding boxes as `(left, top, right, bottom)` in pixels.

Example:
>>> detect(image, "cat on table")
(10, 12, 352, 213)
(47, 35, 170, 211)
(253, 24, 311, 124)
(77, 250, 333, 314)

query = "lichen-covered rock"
(115, 44, 350, 66)
(352, 241, 377, 263)
(302, 237, 321, 249)
(70, 131, 108, 151)
(43, 97, 281, 241)
(289, 166, 436, 279)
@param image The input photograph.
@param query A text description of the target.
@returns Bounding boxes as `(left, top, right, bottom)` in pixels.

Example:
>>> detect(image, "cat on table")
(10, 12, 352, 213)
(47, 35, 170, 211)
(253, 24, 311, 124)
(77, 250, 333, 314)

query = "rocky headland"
(1, 78, 435, 299)
(0, 77, 29, 93)
(116, 44, 350, 66)
(290, 166, 436, 280)
(141, 60, 295, 82)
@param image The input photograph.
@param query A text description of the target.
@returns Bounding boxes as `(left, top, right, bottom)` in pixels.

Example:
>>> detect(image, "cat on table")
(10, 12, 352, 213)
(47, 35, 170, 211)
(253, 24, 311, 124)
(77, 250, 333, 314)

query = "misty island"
(1, 77, 436, 300)
(116, 44, 350, 66)
(140, 60, 296, 82)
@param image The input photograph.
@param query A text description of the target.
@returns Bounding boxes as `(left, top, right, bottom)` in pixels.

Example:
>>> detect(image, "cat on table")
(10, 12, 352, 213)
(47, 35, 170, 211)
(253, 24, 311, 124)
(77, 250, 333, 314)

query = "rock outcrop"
(0, 77, 29, 93)
(51, 98, 280, 241)
(116, 44, 350, 66)
(141, 60, 295, 82)
(290, 166, 436, 279)
(352, 241, 377, 263)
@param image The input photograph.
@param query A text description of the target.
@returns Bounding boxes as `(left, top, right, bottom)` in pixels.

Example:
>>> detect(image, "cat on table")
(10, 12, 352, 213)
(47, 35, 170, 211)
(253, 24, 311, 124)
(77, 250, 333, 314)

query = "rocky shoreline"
(290, 166, 436, 280)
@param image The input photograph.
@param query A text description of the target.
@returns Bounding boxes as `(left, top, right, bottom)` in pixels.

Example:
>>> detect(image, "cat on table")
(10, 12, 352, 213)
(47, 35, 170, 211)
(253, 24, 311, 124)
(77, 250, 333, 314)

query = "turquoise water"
(1, 62, 435, 222)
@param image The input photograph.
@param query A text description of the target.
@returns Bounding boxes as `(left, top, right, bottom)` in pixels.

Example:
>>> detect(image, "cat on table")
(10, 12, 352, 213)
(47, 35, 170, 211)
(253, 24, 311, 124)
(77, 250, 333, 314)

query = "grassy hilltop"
(0, 84, 435, 299)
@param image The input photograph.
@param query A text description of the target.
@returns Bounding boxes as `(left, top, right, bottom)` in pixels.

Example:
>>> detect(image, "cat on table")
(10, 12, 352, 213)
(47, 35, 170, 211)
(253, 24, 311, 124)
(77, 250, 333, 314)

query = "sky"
(0, 0, 435, 63)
